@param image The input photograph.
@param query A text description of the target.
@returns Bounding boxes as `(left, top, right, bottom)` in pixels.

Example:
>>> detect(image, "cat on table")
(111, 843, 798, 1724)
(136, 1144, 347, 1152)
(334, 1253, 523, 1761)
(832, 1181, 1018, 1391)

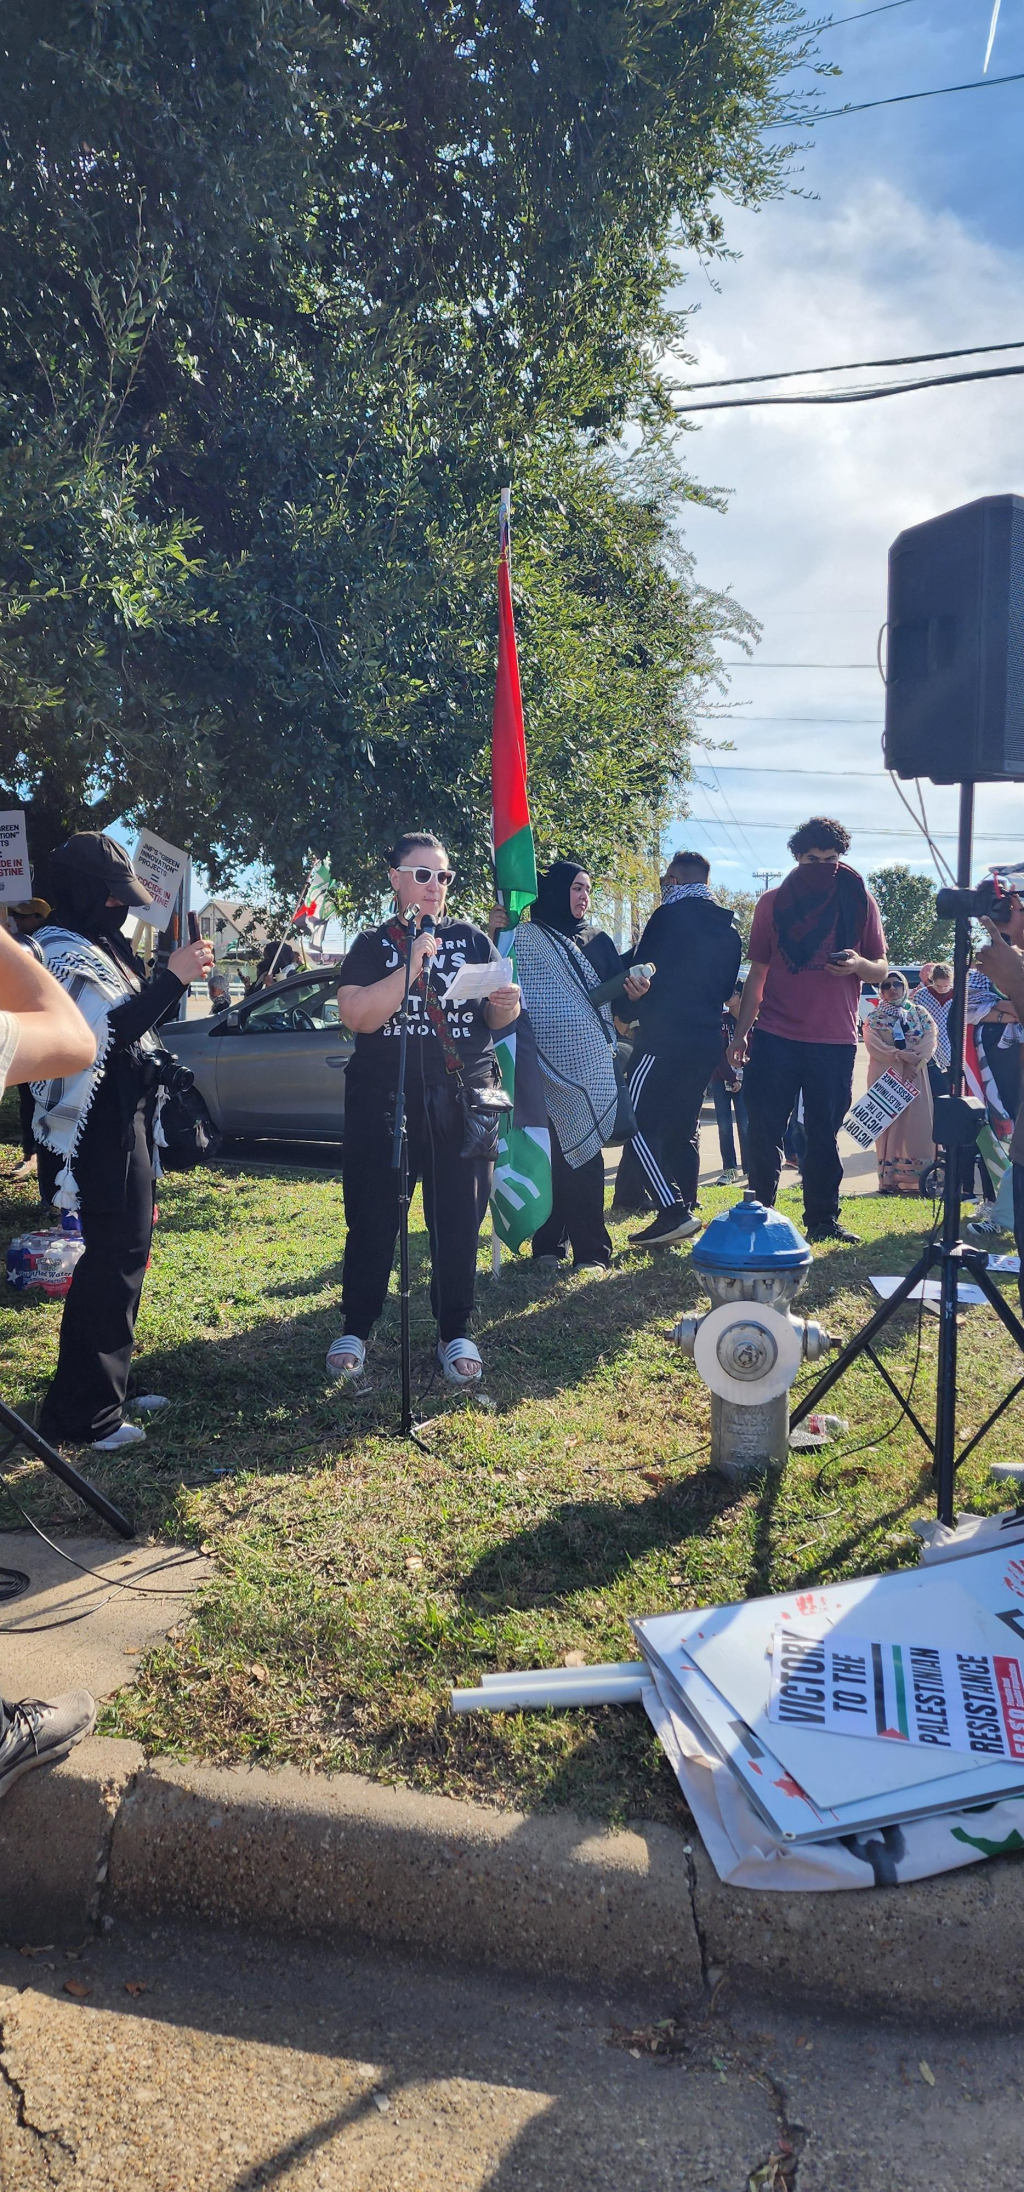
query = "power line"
(694, 765, 889, 779)
(685, 337, 1024, 392)
(826, 0, 922, 23)
(681, 359, 1024, 410)
(775, 66, 1024, 125)
(721, 661, 877, 668)
(690, 818, 1024, 842)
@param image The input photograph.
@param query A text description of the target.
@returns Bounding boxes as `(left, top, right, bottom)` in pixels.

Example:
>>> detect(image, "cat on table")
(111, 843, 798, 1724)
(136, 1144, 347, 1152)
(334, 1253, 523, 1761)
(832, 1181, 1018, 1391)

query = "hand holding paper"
(441, 956, 514, 1006)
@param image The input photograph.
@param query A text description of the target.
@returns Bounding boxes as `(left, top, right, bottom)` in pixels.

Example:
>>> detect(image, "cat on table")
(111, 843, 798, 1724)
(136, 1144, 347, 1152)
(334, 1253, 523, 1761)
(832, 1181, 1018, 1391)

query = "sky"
(667, 0, 1024, 898)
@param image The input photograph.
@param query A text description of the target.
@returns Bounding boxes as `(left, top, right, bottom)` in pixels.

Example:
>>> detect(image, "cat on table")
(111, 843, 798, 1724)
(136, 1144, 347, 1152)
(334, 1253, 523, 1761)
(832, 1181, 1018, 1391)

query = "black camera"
(155, 1051, 195, 1096)
(934, 875, 1012, 924)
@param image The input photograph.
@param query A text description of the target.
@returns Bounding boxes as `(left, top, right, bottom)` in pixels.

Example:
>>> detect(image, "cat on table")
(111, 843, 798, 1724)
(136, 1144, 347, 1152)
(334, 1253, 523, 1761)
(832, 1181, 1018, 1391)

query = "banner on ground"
(490, 485, 551, 1249)
(769, 1627, 1024, 1762)
(0, 810, 31, 904)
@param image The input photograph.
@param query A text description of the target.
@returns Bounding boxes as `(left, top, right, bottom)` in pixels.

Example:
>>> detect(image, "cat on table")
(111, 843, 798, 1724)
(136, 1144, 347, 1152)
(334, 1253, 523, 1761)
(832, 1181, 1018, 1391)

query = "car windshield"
(243, 980, 340, 1031)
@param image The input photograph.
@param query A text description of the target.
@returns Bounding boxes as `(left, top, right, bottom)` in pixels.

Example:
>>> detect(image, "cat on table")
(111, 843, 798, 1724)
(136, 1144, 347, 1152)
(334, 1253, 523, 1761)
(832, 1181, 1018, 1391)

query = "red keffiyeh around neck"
(772, 860, 868, 973)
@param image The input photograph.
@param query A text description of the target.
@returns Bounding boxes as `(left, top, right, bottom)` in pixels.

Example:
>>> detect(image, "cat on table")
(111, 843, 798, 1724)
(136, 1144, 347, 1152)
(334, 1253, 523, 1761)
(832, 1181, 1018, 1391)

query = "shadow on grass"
(459, 1465, 736, 1612)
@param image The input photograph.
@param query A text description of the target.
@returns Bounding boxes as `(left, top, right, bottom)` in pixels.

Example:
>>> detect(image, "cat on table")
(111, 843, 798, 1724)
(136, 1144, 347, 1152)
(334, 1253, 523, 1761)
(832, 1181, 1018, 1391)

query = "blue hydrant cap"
(693, 1190, 812, 1272)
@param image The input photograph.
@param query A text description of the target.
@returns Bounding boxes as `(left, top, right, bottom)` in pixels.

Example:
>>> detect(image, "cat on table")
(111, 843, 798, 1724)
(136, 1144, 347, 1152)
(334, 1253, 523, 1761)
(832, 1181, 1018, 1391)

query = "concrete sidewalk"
(3, 1739, 1021, 2025)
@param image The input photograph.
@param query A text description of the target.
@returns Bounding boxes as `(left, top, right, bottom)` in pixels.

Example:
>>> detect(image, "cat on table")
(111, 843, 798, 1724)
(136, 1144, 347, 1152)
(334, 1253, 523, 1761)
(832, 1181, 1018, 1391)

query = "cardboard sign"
(769, 1627, 1024, 1762)
(843, 1068, 917, 1148)
(132, 830, 188, 930)
(0, 810, 31, 904)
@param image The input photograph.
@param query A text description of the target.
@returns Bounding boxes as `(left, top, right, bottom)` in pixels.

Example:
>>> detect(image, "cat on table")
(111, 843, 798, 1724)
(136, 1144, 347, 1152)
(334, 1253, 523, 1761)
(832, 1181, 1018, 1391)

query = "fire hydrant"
(669, 1191, 837, 1482)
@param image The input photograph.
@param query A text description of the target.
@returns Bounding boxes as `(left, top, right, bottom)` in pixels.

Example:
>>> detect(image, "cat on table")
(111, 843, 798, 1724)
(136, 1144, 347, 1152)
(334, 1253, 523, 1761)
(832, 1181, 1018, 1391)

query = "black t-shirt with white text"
(339, 920, 499, 1084)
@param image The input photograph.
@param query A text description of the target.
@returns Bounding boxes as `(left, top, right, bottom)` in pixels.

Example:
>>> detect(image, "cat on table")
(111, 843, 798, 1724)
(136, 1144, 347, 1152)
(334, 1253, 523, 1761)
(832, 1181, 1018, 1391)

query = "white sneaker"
(715, 1169, 743, 1186)
(91, 1422, 147, 1451)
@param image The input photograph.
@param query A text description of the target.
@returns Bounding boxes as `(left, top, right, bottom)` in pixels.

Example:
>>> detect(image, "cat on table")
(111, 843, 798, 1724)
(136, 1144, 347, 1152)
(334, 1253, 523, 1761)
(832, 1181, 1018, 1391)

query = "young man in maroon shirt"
(727, 817, 888, 1243)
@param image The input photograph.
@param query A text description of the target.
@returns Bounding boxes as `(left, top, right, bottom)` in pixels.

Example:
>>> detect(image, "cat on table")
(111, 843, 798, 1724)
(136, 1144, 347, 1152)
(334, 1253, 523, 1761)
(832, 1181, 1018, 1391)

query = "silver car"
(162, 968, 353, 1141)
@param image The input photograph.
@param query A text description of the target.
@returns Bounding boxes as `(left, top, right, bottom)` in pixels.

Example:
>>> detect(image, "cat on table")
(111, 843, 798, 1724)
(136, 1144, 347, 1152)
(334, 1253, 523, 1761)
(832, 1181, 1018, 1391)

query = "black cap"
(47, 832, 154, 908)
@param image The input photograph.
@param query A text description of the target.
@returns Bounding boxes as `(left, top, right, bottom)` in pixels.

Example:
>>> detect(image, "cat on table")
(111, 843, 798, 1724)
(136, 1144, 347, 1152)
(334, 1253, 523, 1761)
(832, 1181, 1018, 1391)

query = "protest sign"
(132, 830, 188, 930)
(769, 1627, 1024, 1762)
(0, 810, 31, 904)
(843, 1069, 917, 1148)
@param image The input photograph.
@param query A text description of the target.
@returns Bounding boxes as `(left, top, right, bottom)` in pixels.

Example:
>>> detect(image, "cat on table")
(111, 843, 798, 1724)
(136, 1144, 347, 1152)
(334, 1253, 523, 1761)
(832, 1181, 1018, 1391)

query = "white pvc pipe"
(451, 1665, 648, 1713)
(480, 1662, 642, 1688)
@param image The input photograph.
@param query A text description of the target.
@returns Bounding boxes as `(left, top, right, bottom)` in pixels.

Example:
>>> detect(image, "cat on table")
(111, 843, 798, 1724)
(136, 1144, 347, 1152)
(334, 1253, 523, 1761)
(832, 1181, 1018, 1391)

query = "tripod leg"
(398, 1128, 413, 1438)
(0, 1398, 134, 1539)
(789, 1249, 934, 1426)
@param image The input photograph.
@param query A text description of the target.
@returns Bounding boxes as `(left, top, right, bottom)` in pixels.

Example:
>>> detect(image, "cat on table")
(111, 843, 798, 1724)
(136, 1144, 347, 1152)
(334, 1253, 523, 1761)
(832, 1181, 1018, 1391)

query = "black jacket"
(629, 897, 742, 1052)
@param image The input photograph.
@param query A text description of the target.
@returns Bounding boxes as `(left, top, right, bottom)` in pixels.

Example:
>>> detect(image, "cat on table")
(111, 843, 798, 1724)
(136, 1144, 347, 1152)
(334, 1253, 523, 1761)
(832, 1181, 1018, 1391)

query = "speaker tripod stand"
(790, 782, 1024, 1526)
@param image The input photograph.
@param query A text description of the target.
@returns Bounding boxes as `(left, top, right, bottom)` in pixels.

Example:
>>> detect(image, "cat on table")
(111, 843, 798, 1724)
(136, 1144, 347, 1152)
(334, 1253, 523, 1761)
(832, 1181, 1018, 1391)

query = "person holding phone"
(32, 833, 214, 1451)
(727, 818, 888, 1241)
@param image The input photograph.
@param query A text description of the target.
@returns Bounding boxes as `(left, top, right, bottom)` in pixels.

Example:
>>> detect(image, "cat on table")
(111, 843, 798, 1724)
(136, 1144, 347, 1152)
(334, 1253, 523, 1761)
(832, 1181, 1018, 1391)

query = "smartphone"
(828, 949, 852, 965)
(187, 911, 201, 943)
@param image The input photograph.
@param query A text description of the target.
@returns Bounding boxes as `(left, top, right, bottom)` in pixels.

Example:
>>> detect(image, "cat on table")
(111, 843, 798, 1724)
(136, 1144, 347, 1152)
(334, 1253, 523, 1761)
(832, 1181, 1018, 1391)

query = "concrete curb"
(3, 1737, 1023, 2018)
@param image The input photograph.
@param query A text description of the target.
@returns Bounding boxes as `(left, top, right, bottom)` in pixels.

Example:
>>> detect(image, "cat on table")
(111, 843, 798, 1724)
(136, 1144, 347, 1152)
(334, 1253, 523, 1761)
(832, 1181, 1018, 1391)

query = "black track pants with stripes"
(626, 1033, 724, 1211)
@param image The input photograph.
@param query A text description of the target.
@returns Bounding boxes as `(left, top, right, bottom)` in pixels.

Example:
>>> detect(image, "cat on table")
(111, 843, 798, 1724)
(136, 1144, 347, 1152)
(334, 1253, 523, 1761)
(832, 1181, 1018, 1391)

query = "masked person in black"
(32, 834, 213, 1451)
(326, 833, 520, 1390)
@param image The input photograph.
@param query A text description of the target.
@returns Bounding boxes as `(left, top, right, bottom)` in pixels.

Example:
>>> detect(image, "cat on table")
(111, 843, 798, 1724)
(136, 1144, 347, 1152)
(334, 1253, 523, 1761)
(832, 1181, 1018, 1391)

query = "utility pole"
(753, 868, 781, 895)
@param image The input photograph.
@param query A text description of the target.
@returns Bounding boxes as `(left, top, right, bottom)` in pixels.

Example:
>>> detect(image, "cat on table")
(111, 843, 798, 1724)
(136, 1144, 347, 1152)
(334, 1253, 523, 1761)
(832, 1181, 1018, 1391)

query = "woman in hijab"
(863, 971, 937, 1194)
(32, 833, 213, 1451)
(512, 861, 647, 1271)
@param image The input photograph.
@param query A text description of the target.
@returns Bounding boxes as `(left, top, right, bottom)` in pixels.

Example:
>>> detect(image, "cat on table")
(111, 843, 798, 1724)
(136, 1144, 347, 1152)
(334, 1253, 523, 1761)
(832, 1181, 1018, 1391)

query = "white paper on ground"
(768, 1627, 1024, 1761)
(913, 1510, 1024, 1564)
(988, 1253, 1021, 1273)
(440, 956, 513, 1005)
(870, 1275, 988, 1306)
(642, 1669, 1024, 1891)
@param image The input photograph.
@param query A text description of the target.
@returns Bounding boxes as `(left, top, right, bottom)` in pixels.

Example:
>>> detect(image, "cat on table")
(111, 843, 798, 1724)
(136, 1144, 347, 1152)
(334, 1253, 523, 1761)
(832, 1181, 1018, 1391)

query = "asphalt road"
(0, 1918, 1019, 2190)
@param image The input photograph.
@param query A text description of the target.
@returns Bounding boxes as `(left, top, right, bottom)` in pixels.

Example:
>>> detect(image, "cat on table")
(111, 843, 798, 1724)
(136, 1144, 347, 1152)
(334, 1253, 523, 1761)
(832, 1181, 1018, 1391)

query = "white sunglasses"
(396, 864, 455, 886)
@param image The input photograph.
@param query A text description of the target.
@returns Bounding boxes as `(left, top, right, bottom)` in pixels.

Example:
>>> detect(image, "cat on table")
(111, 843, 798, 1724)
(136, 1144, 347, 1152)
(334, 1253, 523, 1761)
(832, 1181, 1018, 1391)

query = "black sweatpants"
(37, 1098, 155, 1444)
(627, 1030, 724, 1212)
(531, 1128, 611, 1266)
(341, 1068, 492, 1344)
(744, 1028, 855, 1230)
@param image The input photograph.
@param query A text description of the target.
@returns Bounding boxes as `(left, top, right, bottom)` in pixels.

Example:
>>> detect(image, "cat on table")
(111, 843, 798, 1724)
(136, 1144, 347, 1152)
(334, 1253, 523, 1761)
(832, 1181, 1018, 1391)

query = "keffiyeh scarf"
(30, 925, 163, 1208)
(514, 923, 617, 1166)
(661, 882, 714, 906)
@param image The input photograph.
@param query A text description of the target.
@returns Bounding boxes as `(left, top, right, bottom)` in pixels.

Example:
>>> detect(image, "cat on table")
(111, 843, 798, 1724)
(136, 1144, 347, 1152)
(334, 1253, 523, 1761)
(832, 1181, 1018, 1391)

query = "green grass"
(1, 1087, 1022, 1827)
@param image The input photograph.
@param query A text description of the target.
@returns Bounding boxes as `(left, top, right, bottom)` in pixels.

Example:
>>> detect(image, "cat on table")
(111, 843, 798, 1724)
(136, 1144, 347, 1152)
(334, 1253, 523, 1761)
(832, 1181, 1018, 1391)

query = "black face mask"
(93, 900, 130, 942)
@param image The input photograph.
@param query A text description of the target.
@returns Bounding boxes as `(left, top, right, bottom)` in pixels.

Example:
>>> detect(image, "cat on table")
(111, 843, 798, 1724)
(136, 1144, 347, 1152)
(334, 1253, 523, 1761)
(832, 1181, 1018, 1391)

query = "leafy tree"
(717, 888, 758, 952)
(0, 1, 817, 903)
(868, 866, 953, 964)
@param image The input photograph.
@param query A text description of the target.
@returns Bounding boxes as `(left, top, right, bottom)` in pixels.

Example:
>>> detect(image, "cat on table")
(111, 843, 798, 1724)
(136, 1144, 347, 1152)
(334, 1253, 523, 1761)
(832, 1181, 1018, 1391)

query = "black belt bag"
(457, 1062, 512, 1161)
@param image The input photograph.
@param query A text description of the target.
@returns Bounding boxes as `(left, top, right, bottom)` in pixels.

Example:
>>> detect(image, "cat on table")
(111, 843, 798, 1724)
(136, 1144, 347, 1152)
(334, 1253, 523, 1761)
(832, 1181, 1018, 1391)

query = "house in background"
(194, 899, 269, 961)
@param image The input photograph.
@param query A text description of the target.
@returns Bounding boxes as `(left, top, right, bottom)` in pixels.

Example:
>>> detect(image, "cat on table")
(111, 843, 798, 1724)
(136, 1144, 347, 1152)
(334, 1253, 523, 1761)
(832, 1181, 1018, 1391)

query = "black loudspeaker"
(883, 493, 1024, 783)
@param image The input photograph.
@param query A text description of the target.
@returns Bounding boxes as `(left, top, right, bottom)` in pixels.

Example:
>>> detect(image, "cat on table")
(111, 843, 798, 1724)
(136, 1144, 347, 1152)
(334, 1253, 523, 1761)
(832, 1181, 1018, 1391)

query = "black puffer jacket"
(629, 898, 742, 1052)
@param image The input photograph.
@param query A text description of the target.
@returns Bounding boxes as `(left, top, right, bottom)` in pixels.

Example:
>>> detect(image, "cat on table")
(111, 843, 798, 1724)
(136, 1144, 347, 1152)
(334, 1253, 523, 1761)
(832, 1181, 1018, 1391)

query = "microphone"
(419, 912, 437, 1001)
(404, 901, 420, 927)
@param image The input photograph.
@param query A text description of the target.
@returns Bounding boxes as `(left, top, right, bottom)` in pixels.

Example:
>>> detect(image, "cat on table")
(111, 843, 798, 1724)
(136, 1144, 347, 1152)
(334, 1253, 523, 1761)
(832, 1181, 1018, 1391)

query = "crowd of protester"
(7, 813, 1024, 1429)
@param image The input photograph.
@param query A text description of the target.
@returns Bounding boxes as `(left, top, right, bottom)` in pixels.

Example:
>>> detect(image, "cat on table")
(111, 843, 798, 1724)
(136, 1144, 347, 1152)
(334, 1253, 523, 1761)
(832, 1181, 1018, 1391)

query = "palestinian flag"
(491, 490, 537, 917)
(489, 487, 551, 1249)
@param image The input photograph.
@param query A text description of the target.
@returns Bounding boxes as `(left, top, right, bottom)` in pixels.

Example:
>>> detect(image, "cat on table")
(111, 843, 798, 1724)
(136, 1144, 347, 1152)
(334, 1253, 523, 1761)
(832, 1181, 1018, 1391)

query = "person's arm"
(337, 931, 438, 1033)
(484, 983, 520, 1029)
(976, 922, 1024, 1021)
(105, 939, 213, 1046)
(0, 924, 96, 1084)
(727, 960, 768, 1071)
(825, 947, 889, 983)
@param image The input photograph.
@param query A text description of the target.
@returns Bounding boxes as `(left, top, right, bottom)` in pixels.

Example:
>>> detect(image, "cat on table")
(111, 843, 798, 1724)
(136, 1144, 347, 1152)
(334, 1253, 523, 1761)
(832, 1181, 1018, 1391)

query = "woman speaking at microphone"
(326, 833, 519, 1389)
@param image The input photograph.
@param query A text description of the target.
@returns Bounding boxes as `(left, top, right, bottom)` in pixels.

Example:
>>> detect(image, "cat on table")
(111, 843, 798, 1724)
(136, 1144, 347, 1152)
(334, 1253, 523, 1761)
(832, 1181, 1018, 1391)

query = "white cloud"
(667, 177, 1024, 883)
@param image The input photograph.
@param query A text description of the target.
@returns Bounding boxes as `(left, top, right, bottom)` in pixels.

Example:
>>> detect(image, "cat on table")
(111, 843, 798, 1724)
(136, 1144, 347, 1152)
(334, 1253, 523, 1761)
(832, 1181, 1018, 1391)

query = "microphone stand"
(390, 910, 428, 1447)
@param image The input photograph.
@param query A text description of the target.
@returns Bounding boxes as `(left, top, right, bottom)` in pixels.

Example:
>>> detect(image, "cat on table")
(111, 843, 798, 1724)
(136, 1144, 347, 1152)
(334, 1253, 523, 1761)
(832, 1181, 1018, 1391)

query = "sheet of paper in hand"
(440, 955, 513, 1006)
(843, 1069, 917, 1148)
(769, 1627, 1024, 1762)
